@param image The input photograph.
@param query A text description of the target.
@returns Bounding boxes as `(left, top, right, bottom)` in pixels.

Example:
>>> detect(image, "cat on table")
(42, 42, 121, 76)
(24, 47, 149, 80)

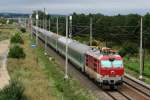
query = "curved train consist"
(32, 26, 124, 88)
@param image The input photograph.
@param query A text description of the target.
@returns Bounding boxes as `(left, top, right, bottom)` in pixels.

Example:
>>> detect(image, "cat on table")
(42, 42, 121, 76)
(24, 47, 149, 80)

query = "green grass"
(36, 42, 96, 100)
(124, 56, 150, 84)
(8, 31, 96, 100)
(0, 24, 18, 41)
(73, 34, 89, 44)
(8, 34, 56, 100)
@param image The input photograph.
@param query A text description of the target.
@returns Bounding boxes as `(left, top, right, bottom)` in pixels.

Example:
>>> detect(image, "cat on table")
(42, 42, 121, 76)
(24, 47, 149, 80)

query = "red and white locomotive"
(85, 47, 124, 88)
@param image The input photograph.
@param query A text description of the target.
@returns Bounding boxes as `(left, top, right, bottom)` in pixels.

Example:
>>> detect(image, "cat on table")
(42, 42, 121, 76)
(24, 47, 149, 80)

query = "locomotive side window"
(93, 59, 98, 71)
(86, 55, 89, 66)
(93, 63, 97, 71)
(101, 60, 112, 68)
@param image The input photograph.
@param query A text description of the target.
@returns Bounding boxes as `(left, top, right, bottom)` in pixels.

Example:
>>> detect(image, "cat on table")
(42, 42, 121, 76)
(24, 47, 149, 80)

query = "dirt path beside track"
(0, 40, 10, 89)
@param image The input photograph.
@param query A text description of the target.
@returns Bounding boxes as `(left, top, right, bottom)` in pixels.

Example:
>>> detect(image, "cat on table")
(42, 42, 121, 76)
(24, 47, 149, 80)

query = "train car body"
(57, 36, 90, 70)
(32, 26, 124, 88)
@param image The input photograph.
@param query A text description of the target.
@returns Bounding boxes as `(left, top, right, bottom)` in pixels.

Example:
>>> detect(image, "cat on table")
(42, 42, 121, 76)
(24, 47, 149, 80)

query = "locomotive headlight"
(116, 75, 119, 77)
(99, 74, 103, 78)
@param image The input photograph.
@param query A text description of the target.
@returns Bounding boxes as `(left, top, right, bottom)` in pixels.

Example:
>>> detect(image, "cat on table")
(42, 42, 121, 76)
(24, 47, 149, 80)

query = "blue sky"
(0, 0, 150, 15)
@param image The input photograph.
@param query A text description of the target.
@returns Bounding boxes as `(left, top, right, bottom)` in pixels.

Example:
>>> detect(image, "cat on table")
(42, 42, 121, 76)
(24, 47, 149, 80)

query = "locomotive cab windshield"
(113, 60, 123, 68)
(101, 60, 123, 68)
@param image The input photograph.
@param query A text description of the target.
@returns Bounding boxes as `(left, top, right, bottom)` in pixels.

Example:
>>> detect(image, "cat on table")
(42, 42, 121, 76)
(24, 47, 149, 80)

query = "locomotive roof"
(86, 48, 122, 60)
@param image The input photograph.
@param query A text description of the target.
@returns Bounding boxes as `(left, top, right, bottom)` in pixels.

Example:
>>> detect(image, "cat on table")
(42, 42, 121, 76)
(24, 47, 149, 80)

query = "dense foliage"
(71, 13, 150, 48)
(32, 11, 150, 54)
(0, 18, 7, 25)
(20, 28, 26, 33)
(8, 45, 25, 59)
(11, 33, 23, 44)
(0, 80, 27, 100)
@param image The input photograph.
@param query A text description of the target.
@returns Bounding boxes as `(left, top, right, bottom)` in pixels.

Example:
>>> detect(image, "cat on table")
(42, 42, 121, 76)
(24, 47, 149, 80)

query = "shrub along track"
(37, 37, 150, 100)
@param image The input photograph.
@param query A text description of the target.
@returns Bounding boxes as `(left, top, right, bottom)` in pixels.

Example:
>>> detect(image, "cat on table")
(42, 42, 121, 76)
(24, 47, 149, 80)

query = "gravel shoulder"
(0, 40, 10, 89)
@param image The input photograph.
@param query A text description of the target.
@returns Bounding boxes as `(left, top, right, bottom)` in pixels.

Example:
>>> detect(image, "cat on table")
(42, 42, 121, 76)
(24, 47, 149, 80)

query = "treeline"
(0, 13, 29, 18)
(32, 11, 150, 51)
(72, 13, 150, 50)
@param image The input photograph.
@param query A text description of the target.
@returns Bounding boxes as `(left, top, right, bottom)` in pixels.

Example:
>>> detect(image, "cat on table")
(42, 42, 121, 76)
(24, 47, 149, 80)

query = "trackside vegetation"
(0, 80, 27, 100)
(0, 26, 27, 100)
(20, 28, 26, 33)
(7, 31, 96, 100)
(10, 33, 23, 44)
(37, 47, 95, 100)
(9, 32, 25, 59)
(8, 45, 25, 59)
(0, 26, 16, 41)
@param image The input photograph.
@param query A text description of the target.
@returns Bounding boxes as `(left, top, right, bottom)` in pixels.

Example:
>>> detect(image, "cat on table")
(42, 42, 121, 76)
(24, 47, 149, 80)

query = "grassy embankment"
(0, 24, 17, 41)
(7, 31, 96, 100)
(124, 56, 150, 84)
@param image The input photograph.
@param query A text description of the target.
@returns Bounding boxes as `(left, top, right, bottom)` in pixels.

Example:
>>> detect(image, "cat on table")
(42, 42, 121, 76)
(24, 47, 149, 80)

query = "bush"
(8, 45, 25, 59)
(87, 40, 99, 46)
(20, 28, 26, 33)
(119, 43, 138, 57)
(11, 33, 23, 44)
(0, 80, 27, 100)
(119, 48, 127, 57)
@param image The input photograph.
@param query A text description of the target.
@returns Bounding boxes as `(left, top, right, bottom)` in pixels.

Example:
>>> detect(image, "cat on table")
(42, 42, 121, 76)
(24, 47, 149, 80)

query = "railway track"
(105, 90, 131, 100)
(123, 75, 150, 99)
(37, 34, 150, 100)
